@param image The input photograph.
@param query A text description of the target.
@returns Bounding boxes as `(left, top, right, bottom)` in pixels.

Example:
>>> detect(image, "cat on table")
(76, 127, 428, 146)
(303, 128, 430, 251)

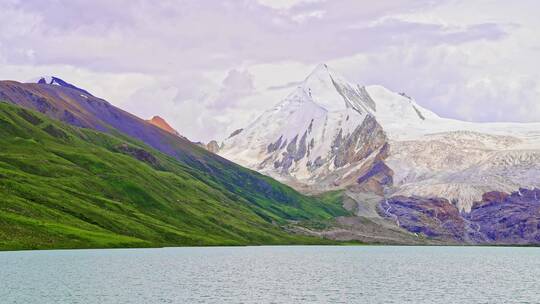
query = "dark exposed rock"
(37, 76, 94, 96)
(267, 135, 283, 153)
(378, 196, 467, 242)
(307, 156, 325, 172)
(228, 128, 243, 139)
(357, 160, 393, 186)
(61, 110, 85, 128)
(333, 115, 387, 168)
(117, 143, 160, 168)
(353, 164, 393, 196)
(466, 188, 540, 244)
(314, 156, 325, 166)
(412, 105, 425, 120)
(351, 143, 393, 195)
(286, 135, 298, 154)
(398, 92, 412, 99)
(42, 124, 68, 139)
(274, 135, 298, 172)
(35, 97, 55, 113)
(273, 132, 310, 173)
(17, 109, 42, 125)
(380, 188, 540, 245)
(308, 119, 314, 133)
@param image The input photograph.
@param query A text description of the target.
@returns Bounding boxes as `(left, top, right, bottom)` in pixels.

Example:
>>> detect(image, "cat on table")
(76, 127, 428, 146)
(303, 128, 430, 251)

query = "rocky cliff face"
(379, 188, 540, 245)
(466, 188, 540, 244)
(378, 196, 468, 243)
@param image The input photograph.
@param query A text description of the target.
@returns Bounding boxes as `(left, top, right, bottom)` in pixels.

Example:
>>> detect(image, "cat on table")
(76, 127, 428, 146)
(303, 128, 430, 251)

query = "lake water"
(1, 246, 539, 303)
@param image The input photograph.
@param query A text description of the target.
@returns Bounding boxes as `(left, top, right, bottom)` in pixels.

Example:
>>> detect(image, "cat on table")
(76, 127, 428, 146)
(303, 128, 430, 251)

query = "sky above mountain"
(0, 0, 539, 142)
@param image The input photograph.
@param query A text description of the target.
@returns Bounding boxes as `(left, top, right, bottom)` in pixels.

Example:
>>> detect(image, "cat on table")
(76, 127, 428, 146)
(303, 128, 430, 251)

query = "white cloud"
(256, 0, 322, 10)
(0, 0, 538, 142)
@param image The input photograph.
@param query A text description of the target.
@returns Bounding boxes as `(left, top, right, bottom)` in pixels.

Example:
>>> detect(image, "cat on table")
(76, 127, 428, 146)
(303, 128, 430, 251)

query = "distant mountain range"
(216, 64, 540, 244)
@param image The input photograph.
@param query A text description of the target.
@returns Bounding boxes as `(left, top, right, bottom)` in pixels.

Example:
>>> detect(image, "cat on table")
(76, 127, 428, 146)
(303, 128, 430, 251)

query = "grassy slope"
(0, 102, 349, 250)
(292, 191, 347, 230)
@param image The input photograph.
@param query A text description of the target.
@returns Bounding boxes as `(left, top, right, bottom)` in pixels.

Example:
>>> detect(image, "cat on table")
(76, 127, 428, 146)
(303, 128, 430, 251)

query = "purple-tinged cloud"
(210, 69, 255, 109)
(0, 0, 538, 142)
(0, 0, 507, 73)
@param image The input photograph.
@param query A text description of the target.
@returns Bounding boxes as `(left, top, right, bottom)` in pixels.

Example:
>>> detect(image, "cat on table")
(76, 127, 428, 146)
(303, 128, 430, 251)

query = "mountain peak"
(295, 65, 436, 121)
(147, 115, 180, 136)
(308, 63, 329, 75)
(36, 76, 55, 85)
(34, 76, 93, 96)
(296, 63, 365, 112)
(303, 63, 339, 83)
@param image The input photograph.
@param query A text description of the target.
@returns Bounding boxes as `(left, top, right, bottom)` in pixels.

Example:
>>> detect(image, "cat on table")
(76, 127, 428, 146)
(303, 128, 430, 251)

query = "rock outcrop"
(147, 115, 180, 136)
(466, 188, 540, 244)
(117, 143, 160, 168)
(380, 188, 540, 245)
(378, 196, 467, 243)
(206, 140, 220, 153)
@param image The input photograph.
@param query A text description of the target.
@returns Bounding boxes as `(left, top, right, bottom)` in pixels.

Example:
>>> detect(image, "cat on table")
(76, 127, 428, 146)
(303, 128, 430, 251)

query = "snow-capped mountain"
(219, 64, 540, 211)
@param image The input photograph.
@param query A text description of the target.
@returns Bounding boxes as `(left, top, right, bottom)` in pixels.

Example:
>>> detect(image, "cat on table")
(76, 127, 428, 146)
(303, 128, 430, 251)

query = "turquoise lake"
(1, 246, 539, 303)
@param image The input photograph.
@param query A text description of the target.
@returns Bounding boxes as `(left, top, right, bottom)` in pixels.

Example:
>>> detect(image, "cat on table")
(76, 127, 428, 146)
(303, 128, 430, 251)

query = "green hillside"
(0, 102, 348, 250)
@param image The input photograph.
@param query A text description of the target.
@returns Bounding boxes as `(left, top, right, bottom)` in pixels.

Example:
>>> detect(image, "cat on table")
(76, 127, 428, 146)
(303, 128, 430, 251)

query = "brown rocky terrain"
(147, 115, 180, 136)
(378, 188, 540, 244)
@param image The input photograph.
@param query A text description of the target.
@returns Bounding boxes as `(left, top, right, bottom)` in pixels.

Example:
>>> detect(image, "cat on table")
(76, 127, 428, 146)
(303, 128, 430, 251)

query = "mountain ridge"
(35, 76, 93, 96)
(0, 78, 354, 250)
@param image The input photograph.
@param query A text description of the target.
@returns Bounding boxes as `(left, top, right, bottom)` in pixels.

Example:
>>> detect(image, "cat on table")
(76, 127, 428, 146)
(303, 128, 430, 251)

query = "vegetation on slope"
(0, 102, 349, 250)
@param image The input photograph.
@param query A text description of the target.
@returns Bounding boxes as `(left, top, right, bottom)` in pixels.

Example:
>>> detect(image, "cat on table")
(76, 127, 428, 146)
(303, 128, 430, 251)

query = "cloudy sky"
(1, 0, 539, 142)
